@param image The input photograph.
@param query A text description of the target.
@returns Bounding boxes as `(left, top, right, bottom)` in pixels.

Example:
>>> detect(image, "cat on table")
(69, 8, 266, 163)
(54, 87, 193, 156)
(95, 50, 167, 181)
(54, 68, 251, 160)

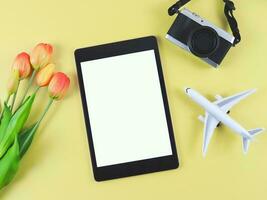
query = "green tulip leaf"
(0, 94, 35, 159)
(0, 104, 12, 143)
(18, 122, 39, 159)
(0, 136, 20, 190)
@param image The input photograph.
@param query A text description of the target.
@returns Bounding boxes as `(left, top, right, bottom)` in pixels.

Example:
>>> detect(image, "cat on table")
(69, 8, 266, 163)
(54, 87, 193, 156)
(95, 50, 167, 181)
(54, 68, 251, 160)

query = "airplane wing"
(199, 89, 257, 156)
(214, 89, 256, 113)
(202, 112, 220, 156)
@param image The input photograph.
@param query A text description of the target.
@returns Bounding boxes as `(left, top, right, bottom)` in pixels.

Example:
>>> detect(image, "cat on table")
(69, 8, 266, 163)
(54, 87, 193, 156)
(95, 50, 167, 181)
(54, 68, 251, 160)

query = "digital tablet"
(75, 36, 179, 181)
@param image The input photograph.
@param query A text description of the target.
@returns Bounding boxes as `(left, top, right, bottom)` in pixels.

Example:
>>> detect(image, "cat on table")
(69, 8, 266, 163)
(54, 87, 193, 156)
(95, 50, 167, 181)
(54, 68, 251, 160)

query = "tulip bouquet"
(0, 43, 70, 190)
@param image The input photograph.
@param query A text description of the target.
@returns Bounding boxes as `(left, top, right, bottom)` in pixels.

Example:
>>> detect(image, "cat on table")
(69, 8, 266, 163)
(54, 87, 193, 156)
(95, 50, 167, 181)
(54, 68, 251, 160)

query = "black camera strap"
(168, 0, 241, 46)
(224, 0, 240, 45)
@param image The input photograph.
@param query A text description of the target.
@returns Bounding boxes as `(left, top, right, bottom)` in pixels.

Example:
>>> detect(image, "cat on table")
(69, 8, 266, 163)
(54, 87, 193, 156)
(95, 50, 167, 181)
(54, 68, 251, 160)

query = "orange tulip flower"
(30, 43, 53, 70)
(48, 72, 70, 100)
(12, 52, 31, 79)
(35, 63, 55, 87)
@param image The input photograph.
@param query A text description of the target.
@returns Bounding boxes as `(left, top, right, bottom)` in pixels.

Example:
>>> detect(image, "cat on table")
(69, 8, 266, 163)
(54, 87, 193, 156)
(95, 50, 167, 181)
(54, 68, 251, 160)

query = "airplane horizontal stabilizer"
(242, 128, 265, 154)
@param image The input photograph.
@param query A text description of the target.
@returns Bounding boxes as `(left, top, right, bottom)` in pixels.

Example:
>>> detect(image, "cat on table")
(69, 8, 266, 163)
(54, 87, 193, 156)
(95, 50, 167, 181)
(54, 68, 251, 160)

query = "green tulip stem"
(10, 80, 21, 112)
(0, 96, 9, 121)
(0, 95, 11, 121)
(37, 98, 54, 126)
(6, 95, 11, 105)
(34, 86, 41, 94)
(19, 70, 37, 106)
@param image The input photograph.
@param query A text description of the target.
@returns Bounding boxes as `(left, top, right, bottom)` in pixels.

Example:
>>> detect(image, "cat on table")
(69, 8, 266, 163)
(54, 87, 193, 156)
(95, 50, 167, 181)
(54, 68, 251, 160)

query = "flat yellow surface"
(0, 0, 267, 199)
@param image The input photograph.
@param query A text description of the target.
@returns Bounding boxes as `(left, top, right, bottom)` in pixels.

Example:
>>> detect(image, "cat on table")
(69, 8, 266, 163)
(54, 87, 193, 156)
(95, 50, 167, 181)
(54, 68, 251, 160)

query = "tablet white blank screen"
(81, 50, 172, 167)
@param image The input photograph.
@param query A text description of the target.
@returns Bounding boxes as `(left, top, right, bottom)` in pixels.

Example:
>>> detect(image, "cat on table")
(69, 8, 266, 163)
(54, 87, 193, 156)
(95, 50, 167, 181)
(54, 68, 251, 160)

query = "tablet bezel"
(75, 36, 179, 181)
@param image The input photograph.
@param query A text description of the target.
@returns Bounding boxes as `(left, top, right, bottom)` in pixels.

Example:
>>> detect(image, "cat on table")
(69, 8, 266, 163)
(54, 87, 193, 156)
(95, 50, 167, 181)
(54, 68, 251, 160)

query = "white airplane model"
(185, 88, 264, 156)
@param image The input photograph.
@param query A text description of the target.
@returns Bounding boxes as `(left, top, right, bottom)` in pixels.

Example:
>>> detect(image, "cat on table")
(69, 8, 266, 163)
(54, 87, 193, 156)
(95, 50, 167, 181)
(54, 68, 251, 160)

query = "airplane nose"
(185, 87, 191, 93)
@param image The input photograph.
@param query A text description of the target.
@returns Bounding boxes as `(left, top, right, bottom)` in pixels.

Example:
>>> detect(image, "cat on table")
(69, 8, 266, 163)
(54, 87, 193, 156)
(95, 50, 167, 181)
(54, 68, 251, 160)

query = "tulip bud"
(35, 63, 55, 87)
(12, 52, 32, 79)
(7, 70, 19, 96)
(48, 72, 70, 100)
(30, 43, 53, 70)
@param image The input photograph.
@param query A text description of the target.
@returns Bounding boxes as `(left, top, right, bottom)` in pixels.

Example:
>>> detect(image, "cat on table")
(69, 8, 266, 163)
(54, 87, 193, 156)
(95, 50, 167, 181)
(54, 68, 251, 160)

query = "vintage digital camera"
(166, 0, 241, 67)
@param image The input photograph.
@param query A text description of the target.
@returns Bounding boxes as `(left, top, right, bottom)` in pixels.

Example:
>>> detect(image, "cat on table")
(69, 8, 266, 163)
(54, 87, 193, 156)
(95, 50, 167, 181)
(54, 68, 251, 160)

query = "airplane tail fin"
(242, 128, 265, 154)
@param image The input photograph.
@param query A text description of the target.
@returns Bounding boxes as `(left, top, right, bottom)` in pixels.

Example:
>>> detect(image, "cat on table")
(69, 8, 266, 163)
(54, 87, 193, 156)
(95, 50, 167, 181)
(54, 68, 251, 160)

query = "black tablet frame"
(75, 36, 179, 181)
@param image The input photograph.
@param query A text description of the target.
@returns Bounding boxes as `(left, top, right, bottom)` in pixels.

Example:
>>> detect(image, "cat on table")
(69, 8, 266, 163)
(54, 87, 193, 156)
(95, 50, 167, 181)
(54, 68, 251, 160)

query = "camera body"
(166, 8, 235, 67)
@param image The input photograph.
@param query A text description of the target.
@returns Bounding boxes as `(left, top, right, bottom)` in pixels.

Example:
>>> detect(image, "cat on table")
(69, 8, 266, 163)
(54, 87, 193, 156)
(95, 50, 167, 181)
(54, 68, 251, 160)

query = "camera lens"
(188, 26, 219, 58)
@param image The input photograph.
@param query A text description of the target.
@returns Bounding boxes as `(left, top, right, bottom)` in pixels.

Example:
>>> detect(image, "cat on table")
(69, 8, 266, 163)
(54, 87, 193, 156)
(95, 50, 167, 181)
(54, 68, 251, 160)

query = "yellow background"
(0, 0, 267, 199)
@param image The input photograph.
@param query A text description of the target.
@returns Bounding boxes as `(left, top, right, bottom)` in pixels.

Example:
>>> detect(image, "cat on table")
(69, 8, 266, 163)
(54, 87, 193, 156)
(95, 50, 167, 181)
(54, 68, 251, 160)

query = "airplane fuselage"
(185, 88, 252, 139)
